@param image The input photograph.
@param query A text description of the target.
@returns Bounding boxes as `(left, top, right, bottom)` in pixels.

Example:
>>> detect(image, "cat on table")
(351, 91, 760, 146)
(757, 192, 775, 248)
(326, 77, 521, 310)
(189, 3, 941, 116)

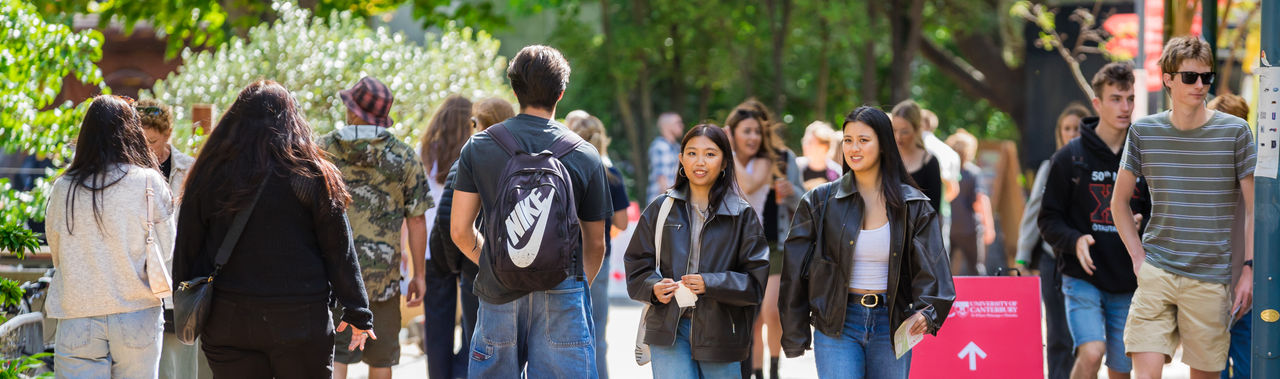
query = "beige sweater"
(45, 164, 174, 319)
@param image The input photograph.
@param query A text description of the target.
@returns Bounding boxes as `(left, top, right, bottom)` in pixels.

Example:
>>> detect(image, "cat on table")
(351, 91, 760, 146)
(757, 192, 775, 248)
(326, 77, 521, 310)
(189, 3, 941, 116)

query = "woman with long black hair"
(46, 95, 169, 378)
(780, 106, 956, 379)
(173, 80, 373, 377)
(626, 124, 770, 378)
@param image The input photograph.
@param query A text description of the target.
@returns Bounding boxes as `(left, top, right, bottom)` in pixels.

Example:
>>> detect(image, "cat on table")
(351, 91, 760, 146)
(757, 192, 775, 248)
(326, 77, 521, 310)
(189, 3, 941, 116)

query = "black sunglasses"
(135, 106, 164, 116)
(1172, 71, 1215, 85)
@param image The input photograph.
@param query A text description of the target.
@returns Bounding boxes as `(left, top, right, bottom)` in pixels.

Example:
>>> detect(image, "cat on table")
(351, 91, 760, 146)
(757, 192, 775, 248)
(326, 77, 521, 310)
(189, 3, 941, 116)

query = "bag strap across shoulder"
(653, 195, 675, 279)
(211, 179, 269, 272)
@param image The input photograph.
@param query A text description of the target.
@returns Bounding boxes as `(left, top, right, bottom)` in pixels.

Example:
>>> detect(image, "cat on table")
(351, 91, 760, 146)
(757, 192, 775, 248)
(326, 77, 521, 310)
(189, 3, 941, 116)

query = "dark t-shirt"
(950, 163, 986, 239)
(605, 166, 630, 256)
(909, 154, 943, 212)
(159, 155, 172, 180)
(454, 114, 613, 303)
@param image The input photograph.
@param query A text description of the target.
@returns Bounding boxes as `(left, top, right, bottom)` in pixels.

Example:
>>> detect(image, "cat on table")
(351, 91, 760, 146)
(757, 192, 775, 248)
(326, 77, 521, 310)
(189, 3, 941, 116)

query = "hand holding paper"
(893, 308, 931, 358)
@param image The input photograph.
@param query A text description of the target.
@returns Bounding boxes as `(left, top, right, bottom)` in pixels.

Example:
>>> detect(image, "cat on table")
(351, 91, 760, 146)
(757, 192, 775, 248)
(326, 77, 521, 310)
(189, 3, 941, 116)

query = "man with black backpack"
(450, 45, 611, 378)
(1038, 62, 1151, 379)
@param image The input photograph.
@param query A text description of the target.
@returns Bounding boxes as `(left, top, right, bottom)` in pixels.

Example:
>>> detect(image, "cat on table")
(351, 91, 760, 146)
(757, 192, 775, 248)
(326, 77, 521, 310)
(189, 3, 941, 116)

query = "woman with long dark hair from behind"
(46, 95, 169, 378)
(780, 106, 955, 378)
(173, 80, 374, 377)
(416, 94, 475, 379)
(626, 124, 770, 378)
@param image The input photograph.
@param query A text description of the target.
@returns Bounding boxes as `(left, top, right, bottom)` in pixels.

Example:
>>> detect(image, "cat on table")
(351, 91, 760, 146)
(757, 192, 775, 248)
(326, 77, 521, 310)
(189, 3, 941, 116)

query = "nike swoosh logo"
(505, 187, 555, 268)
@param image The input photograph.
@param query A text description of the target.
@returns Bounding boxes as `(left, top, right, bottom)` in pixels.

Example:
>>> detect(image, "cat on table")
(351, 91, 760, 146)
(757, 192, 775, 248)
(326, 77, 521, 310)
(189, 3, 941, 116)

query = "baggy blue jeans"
(812, 301, 911, 379)
(55, 306, 163, 379)
(467, 278, 596, 379)
(649, 318, 740, 378)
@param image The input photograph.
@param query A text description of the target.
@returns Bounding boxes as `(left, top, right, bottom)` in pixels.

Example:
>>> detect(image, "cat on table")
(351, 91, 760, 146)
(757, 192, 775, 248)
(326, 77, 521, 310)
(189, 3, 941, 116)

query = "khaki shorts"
(333, 296, 402, 367)
(1123, 264, 1230, 371)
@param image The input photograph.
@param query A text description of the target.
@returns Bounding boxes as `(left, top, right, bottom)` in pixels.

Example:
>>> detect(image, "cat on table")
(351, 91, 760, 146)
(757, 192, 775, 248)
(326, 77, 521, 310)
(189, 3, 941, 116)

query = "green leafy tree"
(147, 0, 512, 153)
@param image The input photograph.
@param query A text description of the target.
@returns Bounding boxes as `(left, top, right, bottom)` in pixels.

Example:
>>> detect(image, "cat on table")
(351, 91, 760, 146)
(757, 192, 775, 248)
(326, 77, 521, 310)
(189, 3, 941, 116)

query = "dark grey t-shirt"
(454, 113, 613, 303)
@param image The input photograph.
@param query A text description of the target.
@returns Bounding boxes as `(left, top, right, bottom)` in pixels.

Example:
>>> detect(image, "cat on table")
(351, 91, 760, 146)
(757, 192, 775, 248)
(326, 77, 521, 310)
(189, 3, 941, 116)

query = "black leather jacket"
(624, 187, 771, 362)
(780, 173, 956, 358)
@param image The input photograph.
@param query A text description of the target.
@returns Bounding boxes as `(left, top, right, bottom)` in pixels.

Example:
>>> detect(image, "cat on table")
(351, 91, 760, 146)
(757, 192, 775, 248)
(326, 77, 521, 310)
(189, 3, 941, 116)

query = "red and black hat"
(339, 76, 394, 127)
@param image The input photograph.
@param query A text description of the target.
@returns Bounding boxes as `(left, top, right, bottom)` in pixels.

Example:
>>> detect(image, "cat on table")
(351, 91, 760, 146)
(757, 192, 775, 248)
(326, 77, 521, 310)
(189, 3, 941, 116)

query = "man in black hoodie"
(1038, 62, 1151, 379)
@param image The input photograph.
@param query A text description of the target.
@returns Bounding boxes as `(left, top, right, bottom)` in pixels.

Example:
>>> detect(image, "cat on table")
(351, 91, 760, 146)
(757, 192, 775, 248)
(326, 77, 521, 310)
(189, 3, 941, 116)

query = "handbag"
(173, 181, 266, 345)
(634, 195, 675, 366)
(143, 176, 173, 299)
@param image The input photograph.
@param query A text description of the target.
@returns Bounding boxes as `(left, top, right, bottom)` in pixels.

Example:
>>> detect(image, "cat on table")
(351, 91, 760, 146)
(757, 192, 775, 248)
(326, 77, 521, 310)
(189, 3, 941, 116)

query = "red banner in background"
(909, 276, 1042, 378)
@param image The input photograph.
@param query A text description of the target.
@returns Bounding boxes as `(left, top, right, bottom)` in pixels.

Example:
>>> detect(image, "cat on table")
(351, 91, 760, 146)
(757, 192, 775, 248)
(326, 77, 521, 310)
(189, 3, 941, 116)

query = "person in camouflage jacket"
(320, 76, 434, 377)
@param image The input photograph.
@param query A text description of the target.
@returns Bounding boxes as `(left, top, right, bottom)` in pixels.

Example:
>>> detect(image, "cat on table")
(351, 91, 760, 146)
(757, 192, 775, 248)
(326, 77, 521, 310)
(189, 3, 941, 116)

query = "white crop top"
(849, 222, 891, 291)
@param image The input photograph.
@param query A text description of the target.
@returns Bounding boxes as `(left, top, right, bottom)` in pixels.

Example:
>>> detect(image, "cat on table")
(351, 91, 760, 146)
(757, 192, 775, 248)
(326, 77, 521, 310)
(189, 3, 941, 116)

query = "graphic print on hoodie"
(1037, 118, 1151, 293)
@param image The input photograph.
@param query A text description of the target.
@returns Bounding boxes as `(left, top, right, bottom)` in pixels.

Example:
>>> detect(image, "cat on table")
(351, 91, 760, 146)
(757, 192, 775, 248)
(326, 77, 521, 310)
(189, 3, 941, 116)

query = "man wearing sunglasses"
(1110, 36, 1256, 379)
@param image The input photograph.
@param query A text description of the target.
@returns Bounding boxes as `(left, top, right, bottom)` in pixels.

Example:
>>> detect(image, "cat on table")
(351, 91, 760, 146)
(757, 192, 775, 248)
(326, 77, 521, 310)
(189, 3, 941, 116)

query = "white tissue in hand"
(674, 282, 698, 308)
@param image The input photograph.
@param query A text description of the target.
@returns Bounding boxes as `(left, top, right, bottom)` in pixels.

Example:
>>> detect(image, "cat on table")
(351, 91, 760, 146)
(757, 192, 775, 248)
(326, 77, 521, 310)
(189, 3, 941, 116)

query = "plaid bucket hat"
(339, 76, 395, 127)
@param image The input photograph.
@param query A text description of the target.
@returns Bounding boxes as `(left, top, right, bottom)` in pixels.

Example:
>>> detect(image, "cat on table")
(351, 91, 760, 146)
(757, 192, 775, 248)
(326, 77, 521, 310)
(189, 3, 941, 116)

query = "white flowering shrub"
(148, 0, 511, 153)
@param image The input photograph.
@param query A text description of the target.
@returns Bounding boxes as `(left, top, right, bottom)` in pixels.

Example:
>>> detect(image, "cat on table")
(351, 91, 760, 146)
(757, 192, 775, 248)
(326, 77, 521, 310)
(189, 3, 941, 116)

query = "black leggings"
(200, 295, 335, 379)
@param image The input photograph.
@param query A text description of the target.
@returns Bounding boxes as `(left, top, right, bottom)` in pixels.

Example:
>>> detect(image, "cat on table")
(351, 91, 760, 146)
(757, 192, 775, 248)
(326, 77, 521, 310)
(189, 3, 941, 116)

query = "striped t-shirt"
(1120, 110, 1256, 283)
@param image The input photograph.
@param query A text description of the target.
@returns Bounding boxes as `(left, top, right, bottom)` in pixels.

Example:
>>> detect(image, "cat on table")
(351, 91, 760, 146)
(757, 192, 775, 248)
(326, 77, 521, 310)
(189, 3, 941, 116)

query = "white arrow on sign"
(957, 341, 988, 371)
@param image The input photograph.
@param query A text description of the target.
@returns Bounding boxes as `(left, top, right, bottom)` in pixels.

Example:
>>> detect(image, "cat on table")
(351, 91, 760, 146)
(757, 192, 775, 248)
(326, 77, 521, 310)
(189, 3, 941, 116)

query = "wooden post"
(192, 104, 214, 135)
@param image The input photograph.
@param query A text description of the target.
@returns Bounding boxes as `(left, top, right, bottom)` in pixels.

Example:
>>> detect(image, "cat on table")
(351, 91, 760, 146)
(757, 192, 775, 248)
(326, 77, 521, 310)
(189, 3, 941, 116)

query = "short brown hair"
(135, 98, 173, 133)
(1091, 62, 1135, 98)
(1158, 36, 1214, 77)
(1208, 94, 1249, 120)
(507, 45, 570, 111)
(472, 97, 515, 130)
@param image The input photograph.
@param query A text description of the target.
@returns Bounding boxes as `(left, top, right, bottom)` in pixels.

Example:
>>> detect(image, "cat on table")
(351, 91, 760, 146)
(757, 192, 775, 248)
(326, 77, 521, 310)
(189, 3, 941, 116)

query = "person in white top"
(46, 95, 172, 378)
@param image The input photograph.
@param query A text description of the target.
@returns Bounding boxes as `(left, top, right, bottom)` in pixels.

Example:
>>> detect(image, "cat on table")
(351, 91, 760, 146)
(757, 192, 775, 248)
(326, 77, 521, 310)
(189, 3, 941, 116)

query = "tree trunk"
(669, 23, 686, 116)
(639, 65, 655, 142)
(888, 0, 924, 104)
(815, 12, 831, 121)
(767, 0, 793, 116)
(861, 0, 879, 105)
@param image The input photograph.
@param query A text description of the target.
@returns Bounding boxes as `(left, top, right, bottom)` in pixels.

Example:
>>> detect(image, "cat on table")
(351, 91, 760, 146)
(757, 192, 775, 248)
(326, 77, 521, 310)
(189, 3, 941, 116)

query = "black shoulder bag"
(173, 181, 267, 345)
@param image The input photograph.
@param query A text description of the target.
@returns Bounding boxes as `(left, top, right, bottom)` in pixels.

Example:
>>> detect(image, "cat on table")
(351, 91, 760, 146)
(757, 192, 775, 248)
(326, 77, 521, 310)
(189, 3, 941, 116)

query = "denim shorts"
(1062, 275, 1133, 372)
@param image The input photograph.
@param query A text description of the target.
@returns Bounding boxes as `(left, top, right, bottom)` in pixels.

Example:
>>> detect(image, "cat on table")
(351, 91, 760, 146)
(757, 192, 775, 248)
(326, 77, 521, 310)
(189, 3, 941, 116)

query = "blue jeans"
(813, 301, 910, 379)
(55, 306, 163, 379)
(589, 258, 611, 379)
(1062, 275, 1133, 372)
(1222, 310, 1251, 379)
(467, 278, 596, 379)
(650, 318, 740, 378)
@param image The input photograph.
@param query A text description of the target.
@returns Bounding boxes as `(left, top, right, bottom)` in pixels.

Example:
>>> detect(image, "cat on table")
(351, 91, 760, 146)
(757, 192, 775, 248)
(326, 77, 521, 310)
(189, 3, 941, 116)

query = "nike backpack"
(482, 123, 585, 292)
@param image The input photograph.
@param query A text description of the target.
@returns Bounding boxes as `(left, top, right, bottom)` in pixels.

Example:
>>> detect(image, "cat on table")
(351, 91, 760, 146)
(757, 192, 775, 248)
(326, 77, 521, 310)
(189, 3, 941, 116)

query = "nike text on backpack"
(483, 123, 586, 292)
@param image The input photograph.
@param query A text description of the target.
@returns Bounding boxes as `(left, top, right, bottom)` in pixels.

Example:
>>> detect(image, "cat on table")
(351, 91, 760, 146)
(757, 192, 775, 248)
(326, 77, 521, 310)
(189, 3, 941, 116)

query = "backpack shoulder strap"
(485, 123, 523, 157)
(549, 132, 586, 158)
(653, 195, 675, 279)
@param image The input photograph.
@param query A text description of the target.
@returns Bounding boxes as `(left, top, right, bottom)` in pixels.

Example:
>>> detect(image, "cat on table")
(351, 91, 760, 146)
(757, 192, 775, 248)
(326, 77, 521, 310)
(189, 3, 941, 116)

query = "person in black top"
(1038, 62, 1149, 379)
(890, 100, 943, 212)
(174, 80, 374, 378)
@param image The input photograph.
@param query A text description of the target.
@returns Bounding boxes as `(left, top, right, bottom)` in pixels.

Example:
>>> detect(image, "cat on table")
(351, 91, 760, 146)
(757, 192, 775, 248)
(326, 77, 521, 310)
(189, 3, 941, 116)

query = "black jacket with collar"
(779, 173, 956, 358)
(624, 186, 771, 362)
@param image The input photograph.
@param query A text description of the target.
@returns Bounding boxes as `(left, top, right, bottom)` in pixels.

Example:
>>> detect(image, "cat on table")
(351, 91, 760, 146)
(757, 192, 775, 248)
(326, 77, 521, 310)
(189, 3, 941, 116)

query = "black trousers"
(200, 294, 335, 379)
(1040, 255, 1074, 379)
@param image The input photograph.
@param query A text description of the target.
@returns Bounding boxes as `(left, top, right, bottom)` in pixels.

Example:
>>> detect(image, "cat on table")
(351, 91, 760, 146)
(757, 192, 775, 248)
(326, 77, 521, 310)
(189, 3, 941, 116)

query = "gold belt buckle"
(860, 294, 879, 308)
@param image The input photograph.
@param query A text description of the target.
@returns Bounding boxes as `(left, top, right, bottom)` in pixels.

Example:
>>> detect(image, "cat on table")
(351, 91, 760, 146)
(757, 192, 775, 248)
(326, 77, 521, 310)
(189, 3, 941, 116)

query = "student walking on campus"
(1016, 102, 1089, 379)
(1039, 62, 1151, 379)
(944, 130, 996, 276)
(780, 106, 955, 379)
(1111, 36, 1257, 379)
(449, 45, 612, 378)
(135, 98, 213, 379)
(625, 123, 770, 378)
(889, 100, 943, 213)
(174, 80, 375, 378)
(320, 76, 435, 379)
(648, 112, 684, 203)
(46, 95, 169, 378)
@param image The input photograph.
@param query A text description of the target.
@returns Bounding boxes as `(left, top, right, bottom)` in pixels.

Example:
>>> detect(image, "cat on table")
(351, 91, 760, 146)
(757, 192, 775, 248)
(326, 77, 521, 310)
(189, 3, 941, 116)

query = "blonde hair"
(472, 97, 516, 130)
(946, 129, 979, 164)
(568, 113, 609, 155)
(891, 99, 925, 148)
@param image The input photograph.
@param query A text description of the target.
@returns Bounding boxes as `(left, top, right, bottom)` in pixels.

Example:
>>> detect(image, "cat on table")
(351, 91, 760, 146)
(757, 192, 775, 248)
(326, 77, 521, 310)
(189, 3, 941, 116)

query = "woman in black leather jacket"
(779, 106, 955, 378)
(625, 124, 771, 378)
